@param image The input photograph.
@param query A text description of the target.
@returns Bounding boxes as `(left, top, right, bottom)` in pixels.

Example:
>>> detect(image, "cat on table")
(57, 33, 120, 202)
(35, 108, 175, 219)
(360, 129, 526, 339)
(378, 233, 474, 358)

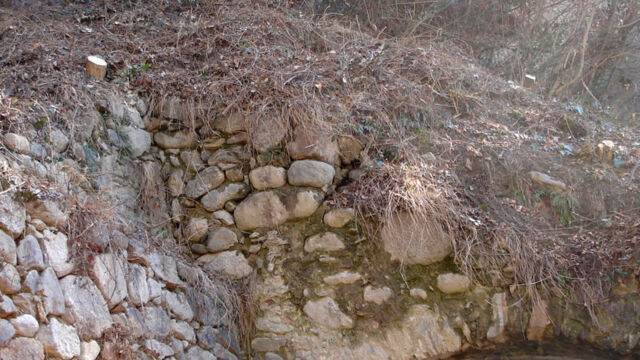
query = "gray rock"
(363, 285, 393, 305)
(170, 320, 196, 343)
(212, 210, 234, 226)
(121, 126, 151, 158)
(142, 306, 170, 336)
(201, 183, 249, 212)
(180, 150, 205, 172)
(323, 271, 362, 285)
(197, 251, 252, 279)
(148, 277, 164, 300)
(50, 128, 69, 153)
(196, 325, 218, 350)
(25, 200, 67, 229)
(36, 317, 80, 359)
(264, 352, 284, 360)
(59, 275, 112, 339)
(184, 346, 216, 360)
(168, 169, 185, 197)
(381, 212, 452, 265)
(154, 131, 196, 149)
(234, 191, 288, 231)
(120, 307, 148, 338)
(487, 292, 508, 343)
(303, 297, 353, 329)
(0, 263, 21, 294)
(10, 314, 39, 337)
(249, 166, 287, 190)
(89, 253, 127, 308)
(0, 318, 15, 345)
(304, 232, 345, 253)
(41, 229, 74, 277)
(284, 189, 323, 220)
(147, 253, 186, 289)
(79, 340, 101, 360)
(185, 287, 225, 327)
(213, 343, 239, 360)
(323, 208, 355, 228)
(409, 288, 428, 300)
(0, 229, 17, 265)
(185, 217, 209, 243)
(191, 243, 208, 255)
(124, 105, 144, 127)
(212, 112, 246, 134)
(287, 160, 335, 188)
(29, 142, 47, 158)
(255, 317, 293, 334)
(40, 268, 66, 315)
(251, 337, 286, 352)
(206, 227, 238, 253)
(3, 133, 30, 154)
(185, 167, 225, 199)
(24, 269, 41, 293)
(0, 336, 44, 360)
(0, 194, 26, 238)
(163, 290, 194, 321)
(144, 339, 174, 359)
(127, 263, 150, 306)
(286, 127, 340, 165)
(17, 235, 44, 271)
(436, 273, 471, 294)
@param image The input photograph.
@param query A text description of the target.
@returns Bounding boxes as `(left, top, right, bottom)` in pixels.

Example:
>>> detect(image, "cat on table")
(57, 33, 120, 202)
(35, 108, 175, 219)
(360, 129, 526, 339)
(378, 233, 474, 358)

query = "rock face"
(380, 212, 452, 265)
(41, 230, 74, 277)
(59, 276, 112, 339)
(25, 200, 68, 229)
(197, 251, 253, 279)
(304, 232, 345, 252)
(436, 273, 471, 294)
(89, 253, 128, 308)
(303, 297, 353, 329)
(249, 166, 287, 190)
(40, 267, 66, 315)
(0, 337, 44, 360)
(234, 191, 288, 231)
(127, 263, 150, 306)
(0, 194, 26, 237)
(37, 317, 81, 360)
(287, 160, 335, 188)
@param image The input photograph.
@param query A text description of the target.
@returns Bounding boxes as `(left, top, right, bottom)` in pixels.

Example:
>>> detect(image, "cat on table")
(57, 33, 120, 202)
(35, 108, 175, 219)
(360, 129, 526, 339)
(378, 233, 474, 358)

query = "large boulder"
(283, 189, 323, 220)
(206, 227, 238, 253)
(287, 160, 335, 188)
(3, 133, 30, 154)
(0, 337, 44, 360)
(234, 191, 288, 231)
(380, 212, 452, 265)
(323, 208, 355, 228)
(0, 230, 17, 265)
(41, 229, 74, 277)
(121, 126, 151, 157)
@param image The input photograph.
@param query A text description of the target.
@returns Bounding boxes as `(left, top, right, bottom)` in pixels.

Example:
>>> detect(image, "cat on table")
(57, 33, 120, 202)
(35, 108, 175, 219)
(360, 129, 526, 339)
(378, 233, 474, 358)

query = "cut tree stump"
(86, 55, 107, 80)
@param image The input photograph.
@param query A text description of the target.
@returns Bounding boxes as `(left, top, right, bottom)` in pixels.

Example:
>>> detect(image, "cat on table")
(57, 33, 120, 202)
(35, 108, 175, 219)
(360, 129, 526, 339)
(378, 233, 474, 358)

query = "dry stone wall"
(1, 91, 638, 360)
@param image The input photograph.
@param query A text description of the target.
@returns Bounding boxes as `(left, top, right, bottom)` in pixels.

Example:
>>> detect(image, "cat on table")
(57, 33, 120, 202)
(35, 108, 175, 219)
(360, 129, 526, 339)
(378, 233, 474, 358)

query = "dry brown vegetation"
(0, 0, 638, 317)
